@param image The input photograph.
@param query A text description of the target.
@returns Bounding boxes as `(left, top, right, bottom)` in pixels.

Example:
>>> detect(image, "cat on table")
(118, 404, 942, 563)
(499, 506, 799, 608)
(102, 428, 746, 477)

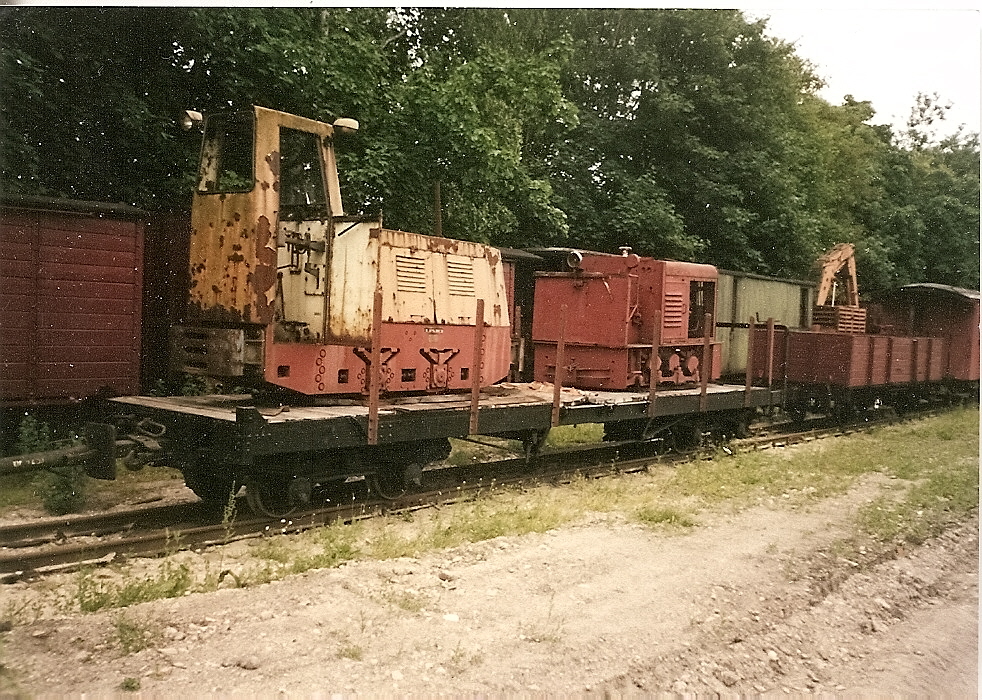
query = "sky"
(744, 5, 981, 139)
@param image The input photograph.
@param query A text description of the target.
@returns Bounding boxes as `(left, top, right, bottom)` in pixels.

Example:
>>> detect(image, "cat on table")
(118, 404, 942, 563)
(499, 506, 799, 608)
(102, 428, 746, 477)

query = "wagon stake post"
(700, 311, 711, 412)
(551, 304, 568, 427)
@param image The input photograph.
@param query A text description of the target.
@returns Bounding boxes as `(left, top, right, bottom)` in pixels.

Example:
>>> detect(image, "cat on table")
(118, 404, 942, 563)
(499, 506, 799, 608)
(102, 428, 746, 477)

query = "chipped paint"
(180, 105, 512, 395)
(187, 107, 339, 326)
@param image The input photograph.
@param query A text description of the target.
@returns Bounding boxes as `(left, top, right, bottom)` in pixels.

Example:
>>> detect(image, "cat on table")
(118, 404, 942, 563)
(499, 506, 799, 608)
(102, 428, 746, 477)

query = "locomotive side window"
(279, 127, 328, 220)
(197, 111, 255, 193)
(688, 281, 716, 338)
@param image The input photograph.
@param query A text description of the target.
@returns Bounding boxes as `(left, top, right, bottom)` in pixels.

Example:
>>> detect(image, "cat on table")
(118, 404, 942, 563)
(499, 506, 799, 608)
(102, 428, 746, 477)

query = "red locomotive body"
(531, 251, 721, 390)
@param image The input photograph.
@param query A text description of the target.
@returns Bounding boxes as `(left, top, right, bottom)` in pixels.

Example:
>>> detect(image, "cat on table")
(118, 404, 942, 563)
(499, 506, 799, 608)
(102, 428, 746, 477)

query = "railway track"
(0, 440, 656, 582)
(0, 406, 939, 582)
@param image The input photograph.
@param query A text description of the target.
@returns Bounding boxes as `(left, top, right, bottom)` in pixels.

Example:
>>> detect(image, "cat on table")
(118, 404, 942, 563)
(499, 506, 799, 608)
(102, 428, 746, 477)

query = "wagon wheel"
(245, 477, 300, 519)
(669, 419, 703, 452)
(521, 430, 550, 462)
(370, 462, 423, 501)
(179, 458, 240, 507)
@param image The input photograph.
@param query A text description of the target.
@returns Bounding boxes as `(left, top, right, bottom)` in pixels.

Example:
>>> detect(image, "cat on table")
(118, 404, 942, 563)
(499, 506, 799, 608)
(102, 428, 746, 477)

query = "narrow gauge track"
(0, 406, 943, 582)
(0, 441, 652, 582)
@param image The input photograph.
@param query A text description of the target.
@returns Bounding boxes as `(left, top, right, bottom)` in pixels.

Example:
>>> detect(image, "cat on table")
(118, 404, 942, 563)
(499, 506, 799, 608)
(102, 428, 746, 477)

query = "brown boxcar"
(870, 283, 980, 383)
(752, 330, 947, 387)
(0, 195, 145, 405)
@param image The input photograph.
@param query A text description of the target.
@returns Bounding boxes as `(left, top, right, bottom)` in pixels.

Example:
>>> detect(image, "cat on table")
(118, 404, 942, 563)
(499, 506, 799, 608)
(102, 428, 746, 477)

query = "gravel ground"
(1, 468, 976, 697)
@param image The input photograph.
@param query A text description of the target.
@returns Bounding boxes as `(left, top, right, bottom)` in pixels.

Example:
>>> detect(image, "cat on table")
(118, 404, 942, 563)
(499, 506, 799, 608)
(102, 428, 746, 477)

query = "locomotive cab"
(170, 106, 511, 396)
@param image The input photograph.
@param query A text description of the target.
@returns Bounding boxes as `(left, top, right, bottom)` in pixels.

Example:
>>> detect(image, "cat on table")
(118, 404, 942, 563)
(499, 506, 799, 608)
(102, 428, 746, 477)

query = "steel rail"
(0, 405, 943, 582)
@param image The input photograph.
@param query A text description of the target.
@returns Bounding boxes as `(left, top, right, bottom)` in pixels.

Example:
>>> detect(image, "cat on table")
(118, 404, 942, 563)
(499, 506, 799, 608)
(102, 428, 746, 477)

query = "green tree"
(1, 7, 977, 291)
(844, 93, 980, 292)
(0, 7, 198, 206)
(523, 9, 833, 275)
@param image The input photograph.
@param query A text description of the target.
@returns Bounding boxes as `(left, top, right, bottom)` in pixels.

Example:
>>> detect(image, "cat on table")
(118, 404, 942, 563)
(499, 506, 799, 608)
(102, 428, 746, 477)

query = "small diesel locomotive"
(169, 106, 512, 398)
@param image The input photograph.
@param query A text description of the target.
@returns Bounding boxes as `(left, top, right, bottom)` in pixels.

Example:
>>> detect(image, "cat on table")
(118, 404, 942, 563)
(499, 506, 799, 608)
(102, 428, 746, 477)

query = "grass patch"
(543, 424, 604, 449)
(0, 466, 184, 515)
(0, 473, 38, 510)
(75, 561, 193, 613)
(633, 505, 698, 529)
(852, 408, 979, 546)
(378, 588, 430, 613)
(17, 408, 976, 616)
(113, 613, 158, 655)
(660, 408, 977, 510)
(364, 496, 568, 560)
(446, 437, 521, 466)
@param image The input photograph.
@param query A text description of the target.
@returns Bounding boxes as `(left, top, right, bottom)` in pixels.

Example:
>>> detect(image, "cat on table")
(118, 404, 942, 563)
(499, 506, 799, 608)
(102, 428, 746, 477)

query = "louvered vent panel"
(396, 255, 427, 293)
(664, 292, 685, 328)
(447, 258, 475, 297)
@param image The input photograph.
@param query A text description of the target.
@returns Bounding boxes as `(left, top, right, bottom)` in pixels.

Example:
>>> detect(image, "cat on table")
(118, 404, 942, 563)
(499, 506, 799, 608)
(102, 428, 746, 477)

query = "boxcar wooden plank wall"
(0, 198, 145, 405)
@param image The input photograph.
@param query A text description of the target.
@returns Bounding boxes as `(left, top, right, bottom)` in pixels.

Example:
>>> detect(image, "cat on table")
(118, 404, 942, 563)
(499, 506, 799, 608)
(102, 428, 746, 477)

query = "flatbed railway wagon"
(94, 106, 779, 513)
(110, 378, 778, 513)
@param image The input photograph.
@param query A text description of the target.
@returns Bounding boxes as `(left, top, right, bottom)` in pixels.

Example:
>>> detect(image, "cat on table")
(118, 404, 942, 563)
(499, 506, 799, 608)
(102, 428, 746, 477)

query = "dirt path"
(2, 471, 976, 696)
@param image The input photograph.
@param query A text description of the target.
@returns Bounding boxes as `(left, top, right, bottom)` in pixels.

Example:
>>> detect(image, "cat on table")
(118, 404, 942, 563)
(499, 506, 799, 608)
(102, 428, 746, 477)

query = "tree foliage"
(1, 7, 977, 290)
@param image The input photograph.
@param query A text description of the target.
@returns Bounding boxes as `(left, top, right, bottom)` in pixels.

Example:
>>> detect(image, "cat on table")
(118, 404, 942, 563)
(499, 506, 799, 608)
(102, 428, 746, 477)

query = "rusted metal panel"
(187, 106, 339, 327)
(325, 225, 511, 347)
(326, 220, 379, 345)
(277, 219, 330, 336)
(262, 323, 512, 395)
(377, 229, 510, 328)
(533, 274, 636, 346)
(0, 201, 144, 405)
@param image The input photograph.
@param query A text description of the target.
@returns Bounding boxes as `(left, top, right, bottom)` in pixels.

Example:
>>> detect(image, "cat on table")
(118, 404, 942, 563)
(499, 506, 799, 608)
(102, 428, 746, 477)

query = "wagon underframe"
(112, 382, 779, 470)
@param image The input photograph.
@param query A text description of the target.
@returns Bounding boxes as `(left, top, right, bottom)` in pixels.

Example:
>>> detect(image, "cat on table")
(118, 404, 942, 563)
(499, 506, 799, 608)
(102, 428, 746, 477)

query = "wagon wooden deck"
(112, 382, 780, 458)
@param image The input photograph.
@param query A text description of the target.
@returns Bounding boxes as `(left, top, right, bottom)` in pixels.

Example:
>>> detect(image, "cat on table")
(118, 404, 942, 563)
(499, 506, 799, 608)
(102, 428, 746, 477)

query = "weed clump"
(17, 415, 87, 515)
(119, 677, 141, 691)
(634, 505, 697, 529)
(114, 613, 157, 654)
(76, 562, 192, 613)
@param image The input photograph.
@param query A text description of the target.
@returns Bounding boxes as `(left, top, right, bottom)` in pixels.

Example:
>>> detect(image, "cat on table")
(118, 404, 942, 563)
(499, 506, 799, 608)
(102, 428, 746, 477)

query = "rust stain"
(266, 151, 281, 192)
(252, 215, 277, 324)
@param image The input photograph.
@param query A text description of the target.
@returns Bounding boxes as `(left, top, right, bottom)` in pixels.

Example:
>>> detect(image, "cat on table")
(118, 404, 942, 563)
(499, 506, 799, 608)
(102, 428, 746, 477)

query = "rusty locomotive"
(1, 106, 977, 515)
